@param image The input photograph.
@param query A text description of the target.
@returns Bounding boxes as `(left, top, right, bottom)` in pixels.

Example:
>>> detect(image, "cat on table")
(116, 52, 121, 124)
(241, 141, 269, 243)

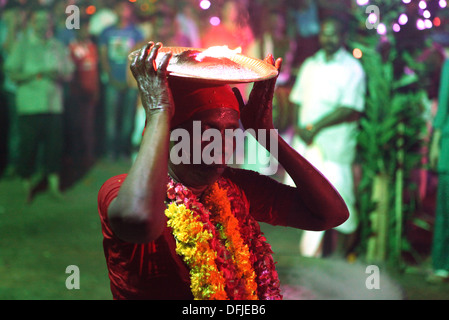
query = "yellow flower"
(165, 200, 228, 300)
(165, 181, 260, 300)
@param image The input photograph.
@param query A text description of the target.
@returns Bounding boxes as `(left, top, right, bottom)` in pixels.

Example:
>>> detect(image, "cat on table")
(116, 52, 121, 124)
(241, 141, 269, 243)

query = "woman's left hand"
(233, 54, 282, 131)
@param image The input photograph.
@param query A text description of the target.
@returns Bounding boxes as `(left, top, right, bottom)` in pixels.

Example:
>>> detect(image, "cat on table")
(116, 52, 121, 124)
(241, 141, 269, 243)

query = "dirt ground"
(0, 159, 448, 300)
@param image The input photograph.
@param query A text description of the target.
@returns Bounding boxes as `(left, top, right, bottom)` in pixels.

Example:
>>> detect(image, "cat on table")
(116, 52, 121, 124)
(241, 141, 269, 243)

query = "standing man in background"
(67, 16, 100, 171)
(285, 17, 366, 257)
(5, 7, 74, 202)
(99, 1, 144, 161)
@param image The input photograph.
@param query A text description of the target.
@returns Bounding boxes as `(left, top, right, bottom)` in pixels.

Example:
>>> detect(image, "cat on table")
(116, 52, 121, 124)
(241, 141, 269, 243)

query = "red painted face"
(168, 77, 240, 129)
(170, 107, 240, 188)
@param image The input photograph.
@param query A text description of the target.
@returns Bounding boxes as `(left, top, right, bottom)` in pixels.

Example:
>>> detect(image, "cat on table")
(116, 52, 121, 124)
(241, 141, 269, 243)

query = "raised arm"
(107, 42, 174, 243)
(234, 55, 349, 231)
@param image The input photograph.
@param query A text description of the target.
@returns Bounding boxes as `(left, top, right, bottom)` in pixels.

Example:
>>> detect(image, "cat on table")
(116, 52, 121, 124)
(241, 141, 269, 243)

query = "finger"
(262, 57, 283, 94)
(131, 42, 153, 75)
(141, 41, 154, 60)
(138, 42, 153, 66)
(130, 53, 139, 78)
(275, 57, 283, 73)
(264, 54, 275, 66)
(158, 51, 173, 75)
(232, 87, 245, 113)
(146, 42, 162, 71)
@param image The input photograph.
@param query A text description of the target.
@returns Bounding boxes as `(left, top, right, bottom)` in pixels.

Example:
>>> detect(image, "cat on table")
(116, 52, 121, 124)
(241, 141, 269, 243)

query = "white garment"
(89, 9, 118, 37)
(284, 141, 358, 234)
(290, 48, 366, 164)
(286, 48, 366, 240)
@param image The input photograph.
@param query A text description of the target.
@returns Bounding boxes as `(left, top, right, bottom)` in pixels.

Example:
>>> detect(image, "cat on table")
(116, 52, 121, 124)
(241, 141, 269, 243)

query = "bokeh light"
(86, 5, 96, 15)
(357, 0, 369, 5)
(199, 0, 211, 10)
(416, 19, 425, 30)
(393, 23, 401, 32)
(209, 16, 220, 26)
(368, 13, 378, 24)
(377, 23, 387, 35)
(398, 13, 408, 25)
(353, 48, 363, 59)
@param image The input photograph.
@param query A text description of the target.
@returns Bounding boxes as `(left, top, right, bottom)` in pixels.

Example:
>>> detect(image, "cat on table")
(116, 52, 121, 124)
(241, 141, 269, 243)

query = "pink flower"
(167, 187, 176, 200)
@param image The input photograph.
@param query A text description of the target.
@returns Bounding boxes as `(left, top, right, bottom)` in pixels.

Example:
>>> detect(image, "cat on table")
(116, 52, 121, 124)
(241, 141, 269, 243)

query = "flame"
(195, 46, 242, 62)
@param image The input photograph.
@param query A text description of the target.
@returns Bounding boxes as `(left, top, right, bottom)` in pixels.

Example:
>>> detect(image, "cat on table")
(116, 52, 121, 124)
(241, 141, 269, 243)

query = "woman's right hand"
(130, 41, 174, 118)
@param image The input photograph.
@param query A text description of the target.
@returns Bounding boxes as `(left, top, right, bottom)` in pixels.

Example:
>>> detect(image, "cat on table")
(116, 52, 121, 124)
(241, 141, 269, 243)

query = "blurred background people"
(4, 6, 74, 201)
(0, 0, 446, 275)
(284, 17, 366, 258)
(53, 0, 75, 46)
(288, 0, 321, 69)
(66, 15, 100, 173)
(88, 0, 118, 40)
(201, 0, 255, 55)
(98, 1, 144, 161)
(175, 4, 201, 48)
(0, 3, 27, 178)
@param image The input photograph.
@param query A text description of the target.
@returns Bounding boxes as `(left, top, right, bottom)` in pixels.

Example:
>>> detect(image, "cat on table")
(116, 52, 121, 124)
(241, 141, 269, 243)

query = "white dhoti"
(284, 136, 359, 257)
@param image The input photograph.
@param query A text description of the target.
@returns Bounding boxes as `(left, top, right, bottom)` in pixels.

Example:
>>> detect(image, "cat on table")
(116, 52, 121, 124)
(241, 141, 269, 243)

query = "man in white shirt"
(285, 17, 366, 257)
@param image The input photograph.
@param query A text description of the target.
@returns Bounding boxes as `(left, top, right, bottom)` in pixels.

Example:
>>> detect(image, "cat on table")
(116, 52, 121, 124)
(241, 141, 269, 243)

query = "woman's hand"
(296, 127, 316, 145)
(130, 41, 174, 118)
(233, 54, 282, 131)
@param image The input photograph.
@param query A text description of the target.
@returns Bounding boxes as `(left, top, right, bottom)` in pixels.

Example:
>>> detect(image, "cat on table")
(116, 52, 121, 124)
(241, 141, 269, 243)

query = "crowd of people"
(0, 0, 317, 197)
(0, 0, 448, 286)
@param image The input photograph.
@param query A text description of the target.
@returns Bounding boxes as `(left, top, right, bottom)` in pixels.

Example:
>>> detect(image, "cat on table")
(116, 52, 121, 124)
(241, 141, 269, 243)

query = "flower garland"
(202, 183, 258, 300)
(165, 202, 227, 300)
(215, 178, 283, 300)
(165, 176, 282, 300)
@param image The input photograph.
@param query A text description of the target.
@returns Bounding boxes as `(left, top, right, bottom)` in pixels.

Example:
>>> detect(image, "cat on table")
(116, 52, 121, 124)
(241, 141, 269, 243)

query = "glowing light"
(210, 16, 221, 26)
(86, 5, 96, 15)
(357, 0, 369, 5)
(416, 19, 425, 30)
(434, 17, 441, 27)
(424, 19, 433, 28)
(377, 23, 387, 35)
(419, 1, 427, 9)
(393, 23, 401, 32)
(128, 0, 137, 2)
(440, 0, 447, 8)
(402, 0, 411, 3)
(200, 0, 211, 10)
(368, 13, 378, 24)
(353, 48, 363, 59)
(195, 46, 242, 62)
(423, 10, 431, 19)
(398, 13, 408, 25)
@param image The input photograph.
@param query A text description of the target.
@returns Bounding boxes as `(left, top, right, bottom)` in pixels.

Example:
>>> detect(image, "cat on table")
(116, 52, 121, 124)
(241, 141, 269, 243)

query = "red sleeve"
(223, 168, 300, 227)
(97, 174, 128, 239)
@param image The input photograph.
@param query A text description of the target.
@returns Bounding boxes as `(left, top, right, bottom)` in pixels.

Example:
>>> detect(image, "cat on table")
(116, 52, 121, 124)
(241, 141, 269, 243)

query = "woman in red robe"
(97, 42, 349, 300)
